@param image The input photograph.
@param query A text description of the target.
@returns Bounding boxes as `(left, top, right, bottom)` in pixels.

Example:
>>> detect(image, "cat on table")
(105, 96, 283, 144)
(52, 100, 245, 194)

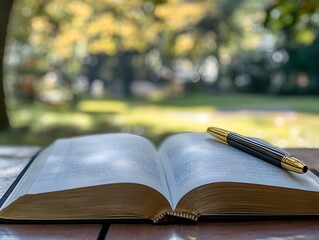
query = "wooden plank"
(0, 146, 103, 240)
(106, 220, 319, 240)
(0, 224, 102, 240)
(0, 146, 41, 159)
(0, 146, 41, 199)
(106, 148, 319, 240)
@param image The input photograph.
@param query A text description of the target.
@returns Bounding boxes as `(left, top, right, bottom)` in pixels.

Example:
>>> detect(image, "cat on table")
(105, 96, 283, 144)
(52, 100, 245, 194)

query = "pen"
(207, 127, 308, 174)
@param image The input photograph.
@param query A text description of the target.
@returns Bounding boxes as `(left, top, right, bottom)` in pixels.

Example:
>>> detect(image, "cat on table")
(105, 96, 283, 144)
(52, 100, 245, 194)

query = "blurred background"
(0, 0, 319, 147)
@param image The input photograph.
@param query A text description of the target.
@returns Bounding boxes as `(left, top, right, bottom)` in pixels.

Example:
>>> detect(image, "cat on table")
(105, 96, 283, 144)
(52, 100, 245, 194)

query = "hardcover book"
(1, 132, 319, 223)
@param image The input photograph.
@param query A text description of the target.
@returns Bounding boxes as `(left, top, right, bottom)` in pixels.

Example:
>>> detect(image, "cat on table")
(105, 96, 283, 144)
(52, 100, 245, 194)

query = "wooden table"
(1, 146, 319, 239)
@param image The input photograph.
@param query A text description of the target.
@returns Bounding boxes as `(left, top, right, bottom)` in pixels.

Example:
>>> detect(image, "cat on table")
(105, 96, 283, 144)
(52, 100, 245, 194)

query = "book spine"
(153, 211, 199, 223)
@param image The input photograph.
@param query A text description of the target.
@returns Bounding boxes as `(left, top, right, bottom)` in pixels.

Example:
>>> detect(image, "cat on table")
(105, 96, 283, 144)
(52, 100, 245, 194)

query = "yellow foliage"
(66, 1, 92, 18)
(29, 17, 53, 47)
(155, 2, 207, 31)
(89, 36, 117, 55)
(66, 1, 92, 28)
(29, 34, 43, 46)
(100, 0, 141, 8)
(144, 23, 160, 43)
(117, 20, 138, 38)
(123, 36, 144, 51)
(26, 0, 244, 59)
(31, 17, 52, 32)
(46, 0, 67, 19)
(54, 27, 80, 58)
(174, 34, 195, 55)
(295, 29, 316, 45)
(86, 13, 117, 36)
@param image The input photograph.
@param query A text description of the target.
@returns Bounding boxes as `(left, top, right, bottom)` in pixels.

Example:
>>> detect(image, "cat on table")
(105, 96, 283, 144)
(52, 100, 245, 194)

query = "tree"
(6, 0, 265, 101)
(195, 0, 244, 92)
(155, 0, 259, 92)
(0, 0, 14, 130)
(7, 0, 162, 97)
(264, 0, 319, 94)
(264, 0, 319, 45)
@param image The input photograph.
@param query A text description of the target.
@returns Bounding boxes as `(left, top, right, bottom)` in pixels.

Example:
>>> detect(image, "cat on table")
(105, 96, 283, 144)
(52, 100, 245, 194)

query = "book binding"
(153, 211, 199, 223)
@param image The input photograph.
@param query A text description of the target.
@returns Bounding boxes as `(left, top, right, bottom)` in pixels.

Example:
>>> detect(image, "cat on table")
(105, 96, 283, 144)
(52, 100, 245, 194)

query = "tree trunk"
(0, 0, 14, 130)
(118, 51, 134, 97)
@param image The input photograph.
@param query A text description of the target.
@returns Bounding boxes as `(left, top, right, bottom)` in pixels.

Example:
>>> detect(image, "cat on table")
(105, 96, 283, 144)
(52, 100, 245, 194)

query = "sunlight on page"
(28, 134, 170, 200)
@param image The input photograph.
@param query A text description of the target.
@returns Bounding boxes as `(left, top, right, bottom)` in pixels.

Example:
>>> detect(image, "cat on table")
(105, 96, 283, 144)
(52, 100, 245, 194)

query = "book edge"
(0, 150, 42, 210)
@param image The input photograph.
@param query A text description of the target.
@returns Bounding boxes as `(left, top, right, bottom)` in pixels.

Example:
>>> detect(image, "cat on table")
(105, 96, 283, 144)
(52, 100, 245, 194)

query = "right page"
(159, 132, 319, 209)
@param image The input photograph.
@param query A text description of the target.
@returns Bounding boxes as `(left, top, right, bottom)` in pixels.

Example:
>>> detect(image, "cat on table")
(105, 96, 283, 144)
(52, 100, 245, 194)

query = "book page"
(159, 132, 319, 209)
(27, 133, 171, 202)
(0, 147, 53, 210)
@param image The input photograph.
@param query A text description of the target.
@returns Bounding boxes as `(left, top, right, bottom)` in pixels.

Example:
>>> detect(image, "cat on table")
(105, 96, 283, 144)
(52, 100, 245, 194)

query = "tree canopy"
(2, 0, 319, 129)
(6, 0, 262, 78)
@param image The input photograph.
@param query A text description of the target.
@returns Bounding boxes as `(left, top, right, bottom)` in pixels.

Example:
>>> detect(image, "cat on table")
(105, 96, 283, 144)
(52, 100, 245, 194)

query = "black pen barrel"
(207, 126, 308, 174)
(227, 132, 284, 168)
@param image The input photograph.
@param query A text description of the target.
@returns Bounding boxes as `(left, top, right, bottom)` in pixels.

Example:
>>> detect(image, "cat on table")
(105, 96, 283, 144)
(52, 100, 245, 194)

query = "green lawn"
(1, 94, 319, 148)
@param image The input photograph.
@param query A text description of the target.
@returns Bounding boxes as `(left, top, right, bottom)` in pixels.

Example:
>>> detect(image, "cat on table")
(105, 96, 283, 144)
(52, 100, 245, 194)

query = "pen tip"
(281, 156, 308, 174)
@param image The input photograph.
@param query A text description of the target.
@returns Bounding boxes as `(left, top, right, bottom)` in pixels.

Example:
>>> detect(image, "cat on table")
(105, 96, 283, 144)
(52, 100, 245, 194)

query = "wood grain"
(0, 224, 102, 240)
(106, 220, 319, 240)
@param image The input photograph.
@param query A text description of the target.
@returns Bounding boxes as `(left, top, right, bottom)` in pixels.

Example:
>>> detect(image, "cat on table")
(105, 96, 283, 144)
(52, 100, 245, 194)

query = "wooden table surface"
(0, 146, 318, 239)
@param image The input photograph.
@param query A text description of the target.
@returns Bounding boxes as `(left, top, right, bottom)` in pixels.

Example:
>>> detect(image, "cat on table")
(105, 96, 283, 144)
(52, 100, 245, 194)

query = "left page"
(25, 133, 171, 202)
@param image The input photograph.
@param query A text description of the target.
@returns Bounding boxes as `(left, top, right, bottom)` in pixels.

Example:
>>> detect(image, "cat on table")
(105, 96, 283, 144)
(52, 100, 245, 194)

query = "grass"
(1, 94, 319, 148)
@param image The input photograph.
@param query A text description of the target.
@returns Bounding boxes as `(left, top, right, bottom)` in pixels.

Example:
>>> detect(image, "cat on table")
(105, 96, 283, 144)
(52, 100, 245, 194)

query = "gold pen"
(207, 127, 308, 174)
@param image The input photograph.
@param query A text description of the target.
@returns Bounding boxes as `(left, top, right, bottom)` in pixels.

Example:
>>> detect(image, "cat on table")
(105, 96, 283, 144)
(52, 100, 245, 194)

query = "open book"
(1, 132, 319, 223)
